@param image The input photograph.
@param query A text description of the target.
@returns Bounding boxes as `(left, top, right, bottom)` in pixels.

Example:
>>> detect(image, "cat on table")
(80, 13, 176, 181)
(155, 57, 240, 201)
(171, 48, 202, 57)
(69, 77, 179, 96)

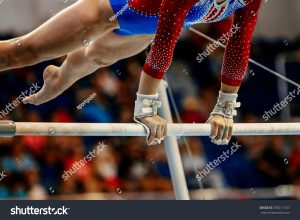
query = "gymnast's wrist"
(138, 71, 162, 95)
(221, 82, 239, 93)
(142, 63, 165, 80)
(210, 91, 240, 119)
(134, 93, 162, 119)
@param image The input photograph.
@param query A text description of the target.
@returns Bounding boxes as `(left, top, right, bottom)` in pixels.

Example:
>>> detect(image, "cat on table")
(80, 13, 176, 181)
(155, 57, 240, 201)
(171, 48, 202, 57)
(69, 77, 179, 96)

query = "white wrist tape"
(134, 93, 162, 119)
(133, 93, 162, 144)
(210, 91, 241, 119)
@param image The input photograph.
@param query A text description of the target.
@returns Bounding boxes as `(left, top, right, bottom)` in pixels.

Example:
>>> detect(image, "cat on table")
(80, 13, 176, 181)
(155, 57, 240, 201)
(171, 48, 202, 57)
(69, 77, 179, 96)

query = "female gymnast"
(0, 0, 262, 146)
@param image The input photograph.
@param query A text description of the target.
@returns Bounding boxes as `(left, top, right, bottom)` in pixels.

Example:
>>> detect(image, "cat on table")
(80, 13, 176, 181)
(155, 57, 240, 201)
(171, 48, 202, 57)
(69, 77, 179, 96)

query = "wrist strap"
(210, 91, 241, 119)
(134, 93, 162, 119)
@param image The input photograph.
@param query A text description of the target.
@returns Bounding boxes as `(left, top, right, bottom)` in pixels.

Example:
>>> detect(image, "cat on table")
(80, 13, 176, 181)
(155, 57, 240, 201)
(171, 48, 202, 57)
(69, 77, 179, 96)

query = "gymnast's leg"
(0, 0, 118, 72)
(23, 32, 154, 105)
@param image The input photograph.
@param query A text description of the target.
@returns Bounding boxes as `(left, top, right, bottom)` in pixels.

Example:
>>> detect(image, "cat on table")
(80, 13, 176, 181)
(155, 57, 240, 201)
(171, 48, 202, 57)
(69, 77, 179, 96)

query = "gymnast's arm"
(134, 0, 199, 145)
(208, 0, 262, 145)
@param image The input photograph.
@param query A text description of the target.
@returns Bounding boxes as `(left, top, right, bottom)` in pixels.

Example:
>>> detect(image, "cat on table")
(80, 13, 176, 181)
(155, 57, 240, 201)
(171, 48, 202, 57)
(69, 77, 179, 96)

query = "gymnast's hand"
(207, 90, 240, 145)
(137, 115, 167, 146)
(207, 115, 233, 145)
(133, 93, 167, 146)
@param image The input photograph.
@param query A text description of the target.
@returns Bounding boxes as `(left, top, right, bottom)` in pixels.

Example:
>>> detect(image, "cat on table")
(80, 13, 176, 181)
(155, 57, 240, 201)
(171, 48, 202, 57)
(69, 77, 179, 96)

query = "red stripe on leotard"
(203, 5, 217, 21)
(205, 5, 226, 22)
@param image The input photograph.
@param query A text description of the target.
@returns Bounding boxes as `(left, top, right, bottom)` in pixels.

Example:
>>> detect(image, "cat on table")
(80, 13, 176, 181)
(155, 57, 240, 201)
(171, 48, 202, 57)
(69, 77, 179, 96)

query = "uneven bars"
(1, 121, 300, 137)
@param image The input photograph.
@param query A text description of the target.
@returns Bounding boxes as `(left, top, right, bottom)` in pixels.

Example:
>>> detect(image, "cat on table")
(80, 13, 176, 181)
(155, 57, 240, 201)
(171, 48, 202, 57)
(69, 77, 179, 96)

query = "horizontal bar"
(1, 121, 300, 137)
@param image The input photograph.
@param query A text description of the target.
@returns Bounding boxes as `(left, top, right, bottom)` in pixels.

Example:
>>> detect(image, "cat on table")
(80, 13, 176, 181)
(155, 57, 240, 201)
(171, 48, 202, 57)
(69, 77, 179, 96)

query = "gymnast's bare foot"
(22, 65, 64, 105)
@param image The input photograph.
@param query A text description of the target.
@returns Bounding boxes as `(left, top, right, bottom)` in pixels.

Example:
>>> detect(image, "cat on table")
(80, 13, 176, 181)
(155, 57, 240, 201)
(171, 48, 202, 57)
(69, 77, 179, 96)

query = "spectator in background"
(22, 110, 48, 158)
(139, 144, 173, 192)
(38, 143, 63, 196)
(62, 137, 98, 193)
(1, 137, 38, 198)
(118, 137, 147, 190)
(94, 143, 121, 192)
(26, 169, 48, 199)
(2, 137, 37, 174)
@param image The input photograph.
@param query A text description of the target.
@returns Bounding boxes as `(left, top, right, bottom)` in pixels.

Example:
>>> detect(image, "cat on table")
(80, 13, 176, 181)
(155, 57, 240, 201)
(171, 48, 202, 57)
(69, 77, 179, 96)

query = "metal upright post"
(158, 81, 190, 200)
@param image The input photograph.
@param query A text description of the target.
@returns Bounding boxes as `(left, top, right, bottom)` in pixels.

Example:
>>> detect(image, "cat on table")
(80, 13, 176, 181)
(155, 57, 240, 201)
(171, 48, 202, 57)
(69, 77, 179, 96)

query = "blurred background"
(0, 0, 299, 200)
